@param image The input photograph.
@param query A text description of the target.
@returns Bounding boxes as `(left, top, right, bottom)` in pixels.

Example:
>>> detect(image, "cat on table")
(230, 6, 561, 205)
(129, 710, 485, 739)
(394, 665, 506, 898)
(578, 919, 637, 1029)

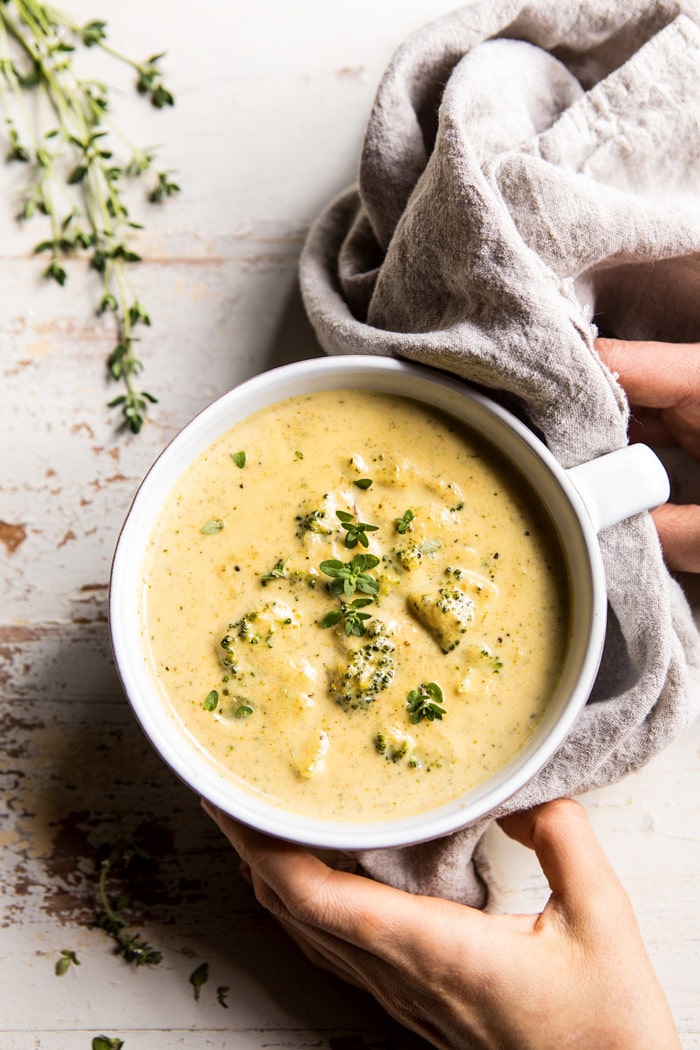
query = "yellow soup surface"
(141, 390, 570, 821)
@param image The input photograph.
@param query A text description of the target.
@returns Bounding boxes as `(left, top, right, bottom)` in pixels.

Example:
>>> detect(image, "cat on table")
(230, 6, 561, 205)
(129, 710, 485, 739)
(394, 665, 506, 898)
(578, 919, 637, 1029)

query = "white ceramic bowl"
(109, 356, 669, 849)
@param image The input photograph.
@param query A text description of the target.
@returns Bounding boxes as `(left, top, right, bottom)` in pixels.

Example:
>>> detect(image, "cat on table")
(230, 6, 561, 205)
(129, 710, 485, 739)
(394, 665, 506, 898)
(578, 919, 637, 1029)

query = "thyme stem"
(0, 0, 178, 433)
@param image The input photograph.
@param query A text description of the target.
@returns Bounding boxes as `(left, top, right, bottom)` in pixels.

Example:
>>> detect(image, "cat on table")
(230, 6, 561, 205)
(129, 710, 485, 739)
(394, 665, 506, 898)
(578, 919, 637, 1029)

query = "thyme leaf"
(189, 961, 209, 1001)
(320, 554, 380, 598)
(336, 509, 379, 549)
(203, 689, 219, 711)
(320, 597, 374, 637)
(395, 509, 415, 534)
(55, 948, 80, 975)
(406, 682, 446, 724)
(96, 839, 162, 967)
(201, 518, 225, 535)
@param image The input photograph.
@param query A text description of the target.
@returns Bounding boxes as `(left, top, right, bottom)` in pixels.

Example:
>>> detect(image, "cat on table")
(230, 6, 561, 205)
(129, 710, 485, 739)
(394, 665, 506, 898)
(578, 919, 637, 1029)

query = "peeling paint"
(0, 521, 27, 554)
(336, 65, 366, 79)
(70, 422, 95, 439)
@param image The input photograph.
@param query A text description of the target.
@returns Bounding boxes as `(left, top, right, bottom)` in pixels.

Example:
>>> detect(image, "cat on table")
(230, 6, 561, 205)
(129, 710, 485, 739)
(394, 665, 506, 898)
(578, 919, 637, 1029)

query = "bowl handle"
(566, 444, 670, 534)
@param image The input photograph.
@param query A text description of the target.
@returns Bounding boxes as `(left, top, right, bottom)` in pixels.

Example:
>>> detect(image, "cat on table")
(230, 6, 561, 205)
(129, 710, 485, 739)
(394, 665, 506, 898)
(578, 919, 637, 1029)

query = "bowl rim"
(109, 355, 606, 849)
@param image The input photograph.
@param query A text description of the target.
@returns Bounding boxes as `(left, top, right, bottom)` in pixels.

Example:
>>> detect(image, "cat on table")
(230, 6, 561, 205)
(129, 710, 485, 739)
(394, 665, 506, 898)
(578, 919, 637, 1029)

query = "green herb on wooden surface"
(189, 961, 209, 1001)
(55, 948, 80, 975)
(0, 1, 179, 434)
(92, 1037, 124, 1050)
(96, 839, 162, 967)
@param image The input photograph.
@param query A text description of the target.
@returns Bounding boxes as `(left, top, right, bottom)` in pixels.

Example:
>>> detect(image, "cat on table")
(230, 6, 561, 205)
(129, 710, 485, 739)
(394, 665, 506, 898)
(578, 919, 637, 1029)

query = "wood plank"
(1, 0, 698, 1044)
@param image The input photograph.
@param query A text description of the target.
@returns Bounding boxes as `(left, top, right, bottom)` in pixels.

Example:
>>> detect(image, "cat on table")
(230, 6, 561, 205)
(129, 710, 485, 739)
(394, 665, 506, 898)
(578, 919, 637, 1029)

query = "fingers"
(595, 338, 700, 410)
(201, 800, 484, 966)
(596, 337, 700, 458)
(595, 338, 700, 568)
(202, 801, 338, 926)
(498, 799, 629, 931)
(652, 503, 700, 573)
(278, 914, 372, 992)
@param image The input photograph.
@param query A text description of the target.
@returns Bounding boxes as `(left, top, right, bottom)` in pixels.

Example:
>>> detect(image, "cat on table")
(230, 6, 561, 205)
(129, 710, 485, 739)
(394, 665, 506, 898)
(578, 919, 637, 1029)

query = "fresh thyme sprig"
(96, 839, 163, 967)
(0, 1, 179, 434)
(336, 509, 378, 549)
(319, 553, 380, 637)
(320, 553, 380, 598)
(320, 596, 374, 637)
(395, 508, 415, 534)
(54, 948, 80, 975)
(406, 682, 446, 723)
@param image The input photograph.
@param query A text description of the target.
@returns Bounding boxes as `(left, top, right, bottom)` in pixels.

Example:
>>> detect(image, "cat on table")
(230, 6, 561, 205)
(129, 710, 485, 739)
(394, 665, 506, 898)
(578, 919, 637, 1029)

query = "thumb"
(202, 802, 488, 968)
(498, 799, 628, 928)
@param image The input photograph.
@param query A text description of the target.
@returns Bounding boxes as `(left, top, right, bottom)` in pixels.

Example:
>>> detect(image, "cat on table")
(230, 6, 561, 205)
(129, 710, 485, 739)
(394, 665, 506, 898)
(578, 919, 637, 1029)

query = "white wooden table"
(1, 2, 698, 1047)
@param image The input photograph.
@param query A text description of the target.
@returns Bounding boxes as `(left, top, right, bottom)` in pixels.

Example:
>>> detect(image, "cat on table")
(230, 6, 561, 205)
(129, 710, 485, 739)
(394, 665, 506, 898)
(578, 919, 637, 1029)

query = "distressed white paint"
(0, 2, 698, 1048)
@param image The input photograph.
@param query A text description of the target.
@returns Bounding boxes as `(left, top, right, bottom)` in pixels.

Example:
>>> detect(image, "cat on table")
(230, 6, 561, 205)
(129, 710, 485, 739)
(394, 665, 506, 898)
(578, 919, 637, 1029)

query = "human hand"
(596, 337, 700, 572)
(202, 798, 680, 1050)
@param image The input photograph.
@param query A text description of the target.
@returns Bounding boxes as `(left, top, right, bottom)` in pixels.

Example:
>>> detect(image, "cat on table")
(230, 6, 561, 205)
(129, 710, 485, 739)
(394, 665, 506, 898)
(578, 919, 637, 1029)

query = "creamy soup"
(141, 390, 570, 821)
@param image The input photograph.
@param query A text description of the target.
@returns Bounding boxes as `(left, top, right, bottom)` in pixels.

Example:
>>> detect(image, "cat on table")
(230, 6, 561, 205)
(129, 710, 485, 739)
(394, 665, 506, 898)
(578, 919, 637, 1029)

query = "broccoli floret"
(394, 539, 441, 572)
(329, 621, 396, 711)
(480, 645, 504, 674)
(295, 508, 332, 536)
(374, 730, 411, 762)
(294, 494, 338, 540)
(394, 544, 424, 571)
(407, 585, 474, 653)
(374, 726, 450, 771)
(219, 601, 300, 667)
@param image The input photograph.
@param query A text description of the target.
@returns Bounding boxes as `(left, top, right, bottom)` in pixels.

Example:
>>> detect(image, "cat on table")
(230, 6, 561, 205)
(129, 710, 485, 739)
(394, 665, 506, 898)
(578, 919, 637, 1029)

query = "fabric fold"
(298, 0, 700, 905)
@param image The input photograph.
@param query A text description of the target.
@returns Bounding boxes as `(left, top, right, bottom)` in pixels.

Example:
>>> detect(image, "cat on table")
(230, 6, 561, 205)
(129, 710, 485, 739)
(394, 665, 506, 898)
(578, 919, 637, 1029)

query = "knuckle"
(251, 875, 287, 919)
(534, 796, 584, 833)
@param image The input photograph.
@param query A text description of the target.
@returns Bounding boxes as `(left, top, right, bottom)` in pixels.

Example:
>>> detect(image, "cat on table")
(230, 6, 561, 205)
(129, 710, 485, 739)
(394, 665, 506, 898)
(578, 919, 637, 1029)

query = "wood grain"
(0, 1, 698, 1046)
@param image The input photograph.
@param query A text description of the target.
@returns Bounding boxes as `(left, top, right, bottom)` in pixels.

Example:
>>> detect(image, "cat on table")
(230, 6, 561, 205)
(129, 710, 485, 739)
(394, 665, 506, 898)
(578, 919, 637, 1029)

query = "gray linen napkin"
(298, 0, 700, 905)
